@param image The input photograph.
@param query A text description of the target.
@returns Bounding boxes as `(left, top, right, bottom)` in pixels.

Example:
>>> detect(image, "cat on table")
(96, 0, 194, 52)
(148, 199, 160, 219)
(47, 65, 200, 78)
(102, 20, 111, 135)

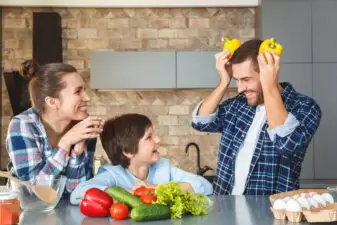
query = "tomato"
(140, 195, 157, 204)
(110, 204, 129, 220)
(134, 187, 155, 197)
(147, 188, 156, 195)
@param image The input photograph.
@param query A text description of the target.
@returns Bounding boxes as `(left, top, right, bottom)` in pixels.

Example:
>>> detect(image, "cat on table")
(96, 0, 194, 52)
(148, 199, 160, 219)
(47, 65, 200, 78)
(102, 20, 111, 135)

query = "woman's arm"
(64, 139, 97, 193)
(6, 117, 70, 181)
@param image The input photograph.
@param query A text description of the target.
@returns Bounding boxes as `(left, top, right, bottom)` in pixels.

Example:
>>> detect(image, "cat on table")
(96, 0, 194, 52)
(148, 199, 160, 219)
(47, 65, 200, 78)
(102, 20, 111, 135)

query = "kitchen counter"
(18, 195, 315, 225)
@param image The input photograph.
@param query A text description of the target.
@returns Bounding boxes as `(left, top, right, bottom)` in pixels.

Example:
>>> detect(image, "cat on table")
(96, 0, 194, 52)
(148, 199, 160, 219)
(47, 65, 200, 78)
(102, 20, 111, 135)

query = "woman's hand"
(72, 141, 86, 156)
(58, 117, 104, 152)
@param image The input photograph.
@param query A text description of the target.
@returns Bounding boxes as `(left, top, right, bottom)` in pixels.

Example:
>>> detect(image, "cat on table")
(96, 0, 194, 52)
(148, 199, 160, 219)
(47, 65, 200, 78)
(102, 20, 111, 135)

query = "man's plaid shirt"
(192, 83, 321, 195)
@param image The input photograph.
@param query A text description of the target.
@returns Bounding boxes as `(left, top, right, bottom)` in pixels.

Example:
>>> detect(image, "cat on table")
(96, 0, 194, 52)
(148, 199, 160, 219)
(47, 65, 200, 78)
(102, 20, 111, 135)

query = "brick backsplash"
(1, 7, 257, 173)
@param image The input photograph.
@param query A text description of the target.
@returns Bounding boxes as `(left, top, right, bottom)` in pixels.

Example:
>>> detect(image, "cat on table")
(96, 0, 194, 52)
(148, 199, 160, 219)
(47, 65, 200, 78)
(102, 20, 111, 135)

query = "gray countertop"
(18, 195, 322, 225)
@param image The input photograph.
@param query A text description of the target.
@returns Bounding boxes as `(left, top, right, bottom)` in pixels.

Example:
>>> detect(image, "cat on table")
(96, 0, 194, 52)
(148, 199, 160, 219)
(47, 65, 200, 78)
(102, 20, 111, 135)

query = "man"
(191, 39, 321, 195)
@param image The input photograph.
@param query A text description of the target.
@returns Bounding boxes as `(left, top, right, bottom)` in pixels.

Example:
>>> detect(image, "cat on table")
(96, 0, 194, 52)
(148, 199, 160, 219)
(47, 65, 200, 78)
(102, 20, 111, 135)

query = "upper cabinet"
(90, 51, 229, 90)
(261, 0, 312, 63)
(90, 51, 176, 89)
(312, 0, 337, 62)
(176, 51, 235, 89)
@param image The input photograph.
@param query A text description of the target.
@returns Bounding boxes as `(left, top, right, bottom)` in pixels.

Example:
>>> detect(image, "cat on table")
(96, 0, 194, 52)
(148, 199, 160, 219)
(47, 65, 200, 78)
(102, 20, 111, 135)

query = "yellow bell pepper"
(259, 37, 283, 59)
(221, 37, 241, 59)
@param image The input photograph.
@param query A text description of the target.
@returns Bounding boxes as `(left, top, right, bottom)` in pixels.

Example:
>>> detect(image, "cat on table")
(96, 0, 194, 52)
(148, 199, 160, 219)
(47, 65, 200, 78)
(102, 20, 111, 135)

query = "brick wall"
(1, 7, 257, 174)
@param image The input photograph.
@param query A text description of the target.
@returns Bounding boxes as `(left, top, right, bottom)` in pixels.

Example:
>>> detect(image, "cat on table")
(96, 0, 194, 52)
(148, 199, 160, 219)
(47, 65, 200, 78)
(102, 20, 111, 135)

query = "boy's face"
(131, 125, 161, 165)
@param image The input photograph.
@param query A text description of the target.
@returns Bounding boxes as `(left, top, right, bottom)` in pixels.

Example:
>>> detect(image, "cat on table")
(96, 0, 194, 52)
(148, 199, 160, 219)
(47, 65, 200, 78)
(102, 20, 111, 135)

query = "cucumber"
(131, 204, 171, 222)
(105, 186, 144, 208)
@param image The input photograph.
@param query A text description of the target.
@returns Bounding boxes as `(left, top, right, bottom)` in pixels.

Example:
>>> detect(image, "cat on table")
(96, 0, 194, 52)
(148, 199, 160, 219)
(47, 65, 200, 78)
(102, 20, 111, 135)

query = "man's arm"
(258, 50, 288, 128)
(191, 51, 232, 133)
(198, 50, 232, 116)
(258, 51, 322, 155)
(271, 101, 321, 156)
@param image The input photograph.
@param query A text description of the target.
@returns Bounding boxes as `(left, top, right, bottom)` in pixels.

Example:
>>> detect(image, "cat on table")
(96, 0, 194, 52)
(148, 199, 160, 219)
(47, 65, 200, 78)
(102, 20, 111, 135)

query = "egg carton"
(270, 189, 337, 223)
(302, 203, 337, 223)
(271, 206, 337, 223)
(269, 189, 327, 205)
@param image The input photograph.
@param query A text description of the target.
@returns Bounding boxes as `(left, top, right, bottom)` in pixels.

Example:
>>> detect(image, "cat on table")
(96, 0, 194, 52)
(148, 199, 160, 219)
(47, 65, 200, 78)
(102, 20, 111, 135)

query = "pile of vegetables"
(79, 181, 211, 222)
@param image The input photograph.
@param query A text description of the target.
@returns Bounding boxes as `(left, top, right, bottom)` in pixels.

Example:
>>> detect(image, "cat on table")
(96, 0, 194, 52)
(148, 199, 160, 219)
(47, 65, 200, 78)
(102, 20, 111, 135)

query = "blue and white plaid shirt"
(192, 83, 321, 195)
(6, 108, 97, 195)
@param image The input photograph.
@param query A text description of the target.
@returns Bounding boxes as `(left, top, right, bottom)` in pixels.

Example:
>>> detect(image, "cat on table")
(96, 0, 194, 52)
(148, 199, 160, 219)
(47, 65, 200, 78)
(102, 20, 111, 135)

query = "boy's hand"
(132, 181, 156, 191)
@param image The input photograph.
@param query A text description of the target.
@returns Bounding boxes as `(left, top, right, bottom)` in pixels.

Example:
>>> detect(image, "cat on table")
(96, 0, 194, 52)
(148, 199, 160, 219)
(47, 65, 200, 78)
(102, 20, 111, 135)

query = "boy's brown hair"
(100, 113, 152, 168)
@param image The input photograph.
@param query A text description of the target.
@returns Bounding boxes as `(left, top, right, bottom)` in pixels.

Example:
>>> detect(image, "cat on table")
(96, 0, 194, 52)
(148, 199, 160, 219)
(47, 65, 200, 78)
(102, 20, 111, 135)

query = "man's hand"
(215, 50, 232, 87)
(258, 50, 280, 89)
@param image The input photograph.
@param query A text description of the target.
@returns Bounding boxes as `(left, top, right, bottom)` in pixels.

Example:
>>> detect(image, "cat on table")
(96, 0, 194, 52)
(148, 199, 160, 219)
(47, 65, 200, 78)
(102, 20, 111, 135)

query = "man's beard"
(244, 91, 264, 106)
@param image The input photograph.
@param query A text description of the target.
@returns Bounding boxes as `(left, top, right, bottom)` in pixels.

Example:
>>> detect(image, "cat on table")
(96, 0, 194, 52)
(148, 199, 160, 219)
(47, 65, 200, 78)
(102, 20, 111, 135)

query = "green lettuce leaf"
(155, 181, 210, 219)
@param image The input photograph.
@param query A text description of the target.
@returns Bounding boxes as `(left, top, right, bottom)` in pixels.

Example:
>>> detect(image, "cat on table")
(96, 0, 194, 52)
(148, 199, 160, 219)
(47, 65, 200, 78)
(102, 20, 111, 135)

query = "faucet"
(185, 142, 214, 176)
(198, 165, 214, 176)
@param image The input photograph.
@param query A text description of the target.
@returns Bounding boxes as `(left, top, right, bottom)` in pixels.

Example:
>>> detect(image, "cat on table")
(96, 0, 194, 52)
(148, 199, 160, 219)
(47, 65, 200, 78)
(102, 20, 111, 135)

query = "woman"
(6, 60, 104, 195)
(70, 113, 212, 204)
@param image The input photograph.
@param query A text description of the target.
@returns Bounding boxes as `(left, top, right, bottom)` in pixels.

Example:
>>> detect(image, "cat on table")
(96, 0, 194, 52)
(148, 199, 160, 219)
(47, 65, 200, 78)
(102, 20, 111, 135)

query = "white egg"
(321, 193, 334, 204)
(286, 199, 302, 212)
(309, 192, 318, 197)
(283, 196, 291, 203)
(312, 194, 327, 206)
(308, 197, 319, 208)
(273, 199, 287, 210)
(297, 196, 310, 210)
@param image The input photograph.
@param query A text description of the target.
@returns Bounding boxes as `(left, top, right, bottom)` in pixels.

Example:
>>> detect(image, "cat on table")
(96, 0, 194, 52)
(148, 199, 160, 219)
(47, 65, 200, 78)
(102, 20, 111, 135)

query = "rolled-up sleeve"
(267, 112, 300, 142)
(269, 102, 321, 156)
(192, 101, 218, 124)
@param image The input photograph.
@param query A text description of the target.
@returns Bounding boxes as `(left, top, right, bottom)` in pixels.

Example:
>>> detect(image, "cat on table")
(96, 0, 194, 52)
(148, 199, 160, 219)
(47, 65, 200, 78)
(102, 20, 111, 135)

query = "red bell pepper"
(80, 188, 113, 217)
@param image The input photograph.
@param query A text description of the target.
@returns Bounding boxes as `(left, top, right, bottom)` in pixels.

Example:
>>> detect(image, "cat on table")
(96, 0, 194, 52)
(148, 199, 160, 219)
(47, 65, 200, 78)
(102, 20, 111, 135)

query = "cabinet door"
(176, 51, 236, 89)
(90, 51, 176, 89)
(313, 63, 337, 179)
(279, 63, 314, 179)
(261, 0, 312, 63)
(312, 0, 337, 62)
